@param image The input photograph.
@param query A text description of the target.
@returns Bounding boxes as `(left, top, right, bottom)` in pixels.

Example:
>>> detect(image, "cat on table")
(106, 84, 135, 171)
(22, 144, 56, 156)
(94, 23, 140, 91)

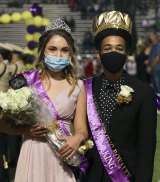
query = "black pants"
(7, 135, 21, 168)
(70, 166, 88, 182)
(0, 154, 10, 182)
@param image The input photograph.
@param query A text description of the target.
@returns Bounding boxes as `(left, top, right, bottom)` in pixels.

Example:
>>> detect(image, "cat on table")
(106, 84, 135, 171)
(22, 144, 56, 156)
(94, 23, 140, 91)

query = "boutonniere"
(78, 139, 94, 155)
(116, 85, 134, 105)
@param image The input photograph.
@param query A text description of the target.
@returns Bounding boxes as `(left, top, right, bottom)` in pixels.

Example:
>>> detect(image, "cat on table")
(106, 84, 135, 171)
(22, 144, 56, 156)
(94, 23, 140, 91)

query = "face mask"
(100, 51, 127, 73)
(44, 55, 70, 72)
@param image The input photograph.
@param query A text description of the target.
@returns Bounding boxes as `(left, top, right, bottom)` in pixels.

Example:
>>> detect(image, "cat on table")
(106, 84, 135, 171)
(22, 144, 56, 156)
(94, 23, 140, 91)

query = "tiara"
(45, 18, 71, 34)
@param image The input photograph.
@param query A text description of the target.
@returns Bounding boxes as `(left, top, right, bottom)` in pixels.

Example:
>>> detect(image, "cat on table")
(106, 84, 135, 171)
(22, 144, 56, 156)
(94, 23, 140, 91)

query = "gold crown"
(93, 11, 132, 36)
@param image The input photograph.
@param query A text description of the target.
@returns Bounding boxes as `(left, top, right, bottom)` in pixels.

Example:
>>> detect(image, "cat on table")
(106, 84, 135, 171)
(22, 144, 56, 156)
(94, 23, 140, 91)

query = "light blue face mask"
(44, 55, 70, 72)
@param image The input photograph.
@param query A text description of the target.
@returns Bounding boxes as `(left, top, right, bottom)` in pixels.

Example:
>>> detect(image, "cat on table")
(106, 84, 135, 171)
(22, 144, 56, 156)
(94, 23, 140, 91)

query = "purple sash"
(84, 78, 130, 182)
(24, 70, 88, 173)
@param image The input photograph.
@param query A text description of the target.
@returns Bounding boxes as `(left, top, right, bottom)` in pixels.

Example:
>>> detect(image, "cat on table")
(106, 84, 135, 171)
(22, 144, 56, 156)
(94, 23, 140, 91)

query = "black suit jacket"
(85, 73, 157, 182)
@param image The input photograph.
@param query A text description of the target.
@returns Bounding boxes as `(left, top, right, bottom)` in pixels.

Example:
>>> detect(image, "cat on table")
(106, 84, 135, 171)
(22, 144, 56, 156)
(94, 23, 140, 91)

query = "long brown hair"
(36, 29, 79, 96)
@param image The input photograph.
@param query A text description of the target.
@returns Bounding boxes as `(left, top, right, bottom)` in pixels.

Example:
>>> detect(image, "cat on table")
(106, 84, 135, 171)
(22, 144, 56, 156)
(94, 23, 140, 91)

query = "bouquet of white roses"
(0, 86, 94, 167)
(0, 87, 52, 126)
(0, 87, 37, 125)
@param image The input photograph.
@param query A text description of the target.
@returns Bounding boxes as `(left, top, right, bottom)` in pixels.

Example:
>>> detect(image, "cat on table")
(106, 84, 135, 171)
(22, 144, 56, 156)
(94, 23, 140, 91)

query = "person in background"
(0, 44, 18, 92)
(2, 43, 26, 170)
(21, 53, 36, 70)
(0, 44, 18, 182)
(84, 54, 94, 78)
(135, 36, 151, 83)
(125, 55, 137, 76)
(5, 43, 26, 74)
(147, 31, 160, 94)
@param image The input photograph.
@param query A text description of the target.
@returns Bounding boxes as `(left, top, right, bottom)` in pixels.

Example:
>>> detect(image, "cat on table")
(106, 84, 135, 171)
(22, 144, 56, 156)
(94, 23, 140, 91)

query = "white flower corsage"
(78, 140, 94, 155)
(116, 85, 134, 105)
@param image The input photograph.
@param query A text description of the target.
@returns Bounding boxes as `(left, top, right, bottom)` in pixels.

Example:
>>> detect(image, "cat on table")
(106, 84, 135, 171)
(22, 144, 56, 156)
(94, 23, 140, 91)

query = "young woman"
(0, 19, 88, 182)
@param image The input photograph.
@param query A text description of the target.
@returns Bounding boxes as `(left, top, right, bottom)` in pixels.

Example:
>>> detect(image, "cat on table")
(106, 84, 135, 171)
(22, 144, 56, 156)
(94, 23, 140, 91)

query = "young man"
(83, 11, 157, 182)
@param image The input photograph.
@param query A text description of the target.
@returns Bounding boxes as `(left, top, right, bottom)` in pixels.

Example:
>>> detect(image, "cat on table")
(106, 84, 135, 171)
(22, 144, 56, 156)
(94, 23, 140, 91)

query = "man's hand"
(23, 124, 49, 137)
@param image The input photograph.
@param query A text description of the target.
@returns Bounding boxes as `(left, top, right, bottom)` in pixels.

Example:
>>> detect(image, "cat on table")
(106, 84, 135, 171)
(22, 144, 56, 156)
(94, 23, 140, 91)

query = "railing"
(0, 0, 67, 4)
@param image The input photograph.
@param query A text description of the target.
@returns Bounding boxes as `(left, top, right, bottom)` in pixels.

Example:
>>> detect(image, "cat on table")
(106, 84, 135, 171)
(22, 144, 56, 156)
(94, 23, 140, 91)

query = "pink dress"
(14, 80, 83, 182)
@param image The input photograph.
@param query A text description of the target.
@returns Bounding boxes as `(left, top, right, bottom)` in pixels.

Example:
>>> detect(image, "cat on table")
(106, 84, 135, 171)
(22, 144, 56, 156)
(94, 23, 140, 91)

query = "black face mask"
(100, 51, 127, 73)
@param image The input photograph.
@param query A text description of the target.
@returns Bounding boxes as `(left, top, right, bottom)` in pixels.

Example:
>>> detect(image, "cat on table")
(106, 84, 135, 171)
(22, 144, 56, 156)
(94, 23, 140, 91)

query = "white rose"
(9, 95, 18, 104)
(13, 95, 28, 108)
(80, 146, 87, 150)
(119, 85, 134, 97)
(20, 87, 32, 99)
(122, 85, 134, 93)
(78, 147, 85, 155)
(0, 92, 7, 106)
(7, 89, 16, 97)
(0, 91, 7, 98)
(9, 103, 19, 111)
(15, 87, 32, 101)
(7, 98, 17, 110)
(19, 99, 28, 108)
(87, 140, 94, 148)
(0, 96, 11, 110)
(0, 100, 8, 110)
(119, 90, 130, 97)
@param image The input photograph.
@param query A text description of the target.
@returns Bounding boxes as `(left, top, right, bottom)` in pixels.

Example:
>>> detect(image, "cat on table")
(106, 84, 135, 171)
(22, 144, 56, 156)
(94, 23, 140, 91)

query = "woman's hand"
(58, 135, 82, 159)
(22, 124, 49, 137)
